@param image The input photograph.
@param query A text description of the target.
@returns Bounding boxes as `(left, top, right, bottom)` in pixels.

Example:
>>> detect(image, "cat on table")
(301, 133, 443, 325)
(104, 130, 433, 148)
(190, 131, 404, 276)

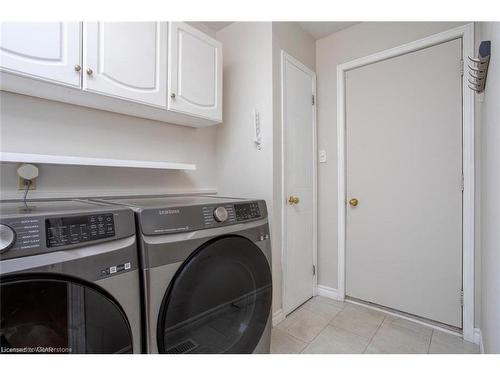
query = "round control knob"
(213, 206, 229, 223)
(0, 224, 16, 254)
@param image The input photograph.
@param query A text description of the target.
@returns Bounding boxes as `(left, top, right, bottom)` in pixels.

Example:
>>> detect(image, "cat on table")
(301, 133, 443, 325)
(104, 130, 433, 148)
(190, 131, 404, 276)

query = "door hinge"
(460, 289, 464, 306)
(460, 174, 464, 191)
(313, 265, 316, 275)
(460, 59, 464, 76)
(312, 94, 315, 106)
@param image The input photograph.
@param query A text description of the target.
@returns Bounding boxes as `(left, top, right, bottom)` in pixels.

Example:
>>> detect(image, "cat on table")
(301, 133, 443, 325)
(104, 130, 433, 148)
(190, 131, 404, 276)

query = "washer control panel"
(0, 205, 134, 260)
(46, 213, 115, 248)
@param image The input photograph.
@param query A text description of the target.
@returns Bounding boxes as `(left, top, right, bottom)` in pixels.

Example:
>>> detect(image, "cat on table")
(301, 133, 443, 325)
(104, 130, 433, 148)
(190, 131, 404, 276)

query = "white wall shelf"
(0, 152, 196, 171)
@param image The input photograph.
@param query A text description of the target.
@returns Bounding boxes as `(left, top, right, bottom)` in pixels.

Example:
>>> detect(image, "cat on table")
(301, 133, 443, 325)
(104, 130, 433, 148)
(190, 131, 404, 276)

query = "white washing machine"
(94, 196, 272, 354)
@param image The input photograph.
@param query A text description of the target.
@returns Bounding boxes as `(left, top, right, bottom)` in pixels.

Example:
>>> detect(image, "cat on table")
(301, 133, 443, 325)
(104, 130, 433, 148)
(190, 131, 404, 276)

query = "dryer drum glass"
(158, 235, 272, 354)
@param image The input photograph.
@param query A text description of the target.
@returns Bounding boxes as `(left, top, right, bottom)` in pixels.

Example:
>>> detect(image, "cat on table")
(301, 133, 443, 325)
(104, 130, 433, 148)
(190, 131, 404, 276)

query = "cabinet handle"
(74, 64, 81, 72)
(170, 93, 176, 99)
(86, 68, 93, 76)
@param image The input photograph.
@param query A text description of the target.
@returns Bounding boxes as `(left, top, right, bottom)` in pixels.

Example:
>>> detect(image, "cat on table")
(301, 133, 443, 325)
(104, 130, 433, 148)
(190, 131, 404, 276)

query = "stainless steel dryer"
(94, 196, 272, 354)
(0, 200, 141, 354)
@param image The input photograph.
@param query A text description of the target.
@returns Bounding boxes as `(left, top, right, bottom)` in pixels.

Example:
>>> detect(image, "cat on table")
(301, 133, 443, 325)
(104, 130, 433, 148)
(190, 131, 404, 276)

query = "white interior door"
(168, 22, 222, 121)
(0, 22, 81, 87)
(345, 39, 463, 327)
(282, 52, 316, 315)
(83, 22, 167, 107)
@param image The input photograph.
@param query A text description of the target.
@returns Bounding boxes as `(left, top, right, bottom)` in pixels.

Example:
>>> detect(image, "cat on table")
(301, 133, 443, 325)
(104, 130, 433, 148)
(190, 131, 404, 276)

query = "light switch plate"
(319, 149, 327, 163)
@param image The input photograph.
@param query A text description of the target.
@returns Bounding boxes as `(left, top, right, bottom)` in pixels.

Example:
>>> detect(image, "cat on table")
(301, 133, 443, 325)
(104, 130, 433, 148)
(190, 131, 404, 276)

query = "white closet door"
(168, 22, 222, 121)
(0, 22, 82, 87)
(83, 22, 167, 107)
(282, 53, 316, 314)
(345, 39, 463, 327)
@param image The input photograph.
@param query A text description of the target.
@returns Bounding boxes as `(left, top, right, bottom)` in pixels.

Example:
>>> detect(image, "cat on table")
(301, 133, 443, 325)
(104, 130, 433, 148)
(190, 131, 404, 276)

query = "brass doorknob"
(349, 198, 359, 207)
(288, 196, 300, 205)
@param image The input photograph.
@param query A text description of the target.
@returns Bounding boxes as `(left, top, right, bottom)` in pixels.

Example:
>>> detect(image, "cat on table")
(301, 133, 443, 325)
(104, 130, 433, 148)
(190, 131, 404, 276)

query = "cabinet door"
(83, 22, 167, 107)
(168, 22, 222, 121)
(0, 22, 82, 87)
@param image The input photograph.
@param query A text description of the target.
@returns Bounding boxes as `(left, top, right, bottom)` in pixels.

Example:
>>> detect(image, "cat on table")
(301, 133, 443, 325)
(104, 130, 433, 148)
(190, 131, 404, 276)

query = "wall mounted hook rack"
(468, 41, 491, 94)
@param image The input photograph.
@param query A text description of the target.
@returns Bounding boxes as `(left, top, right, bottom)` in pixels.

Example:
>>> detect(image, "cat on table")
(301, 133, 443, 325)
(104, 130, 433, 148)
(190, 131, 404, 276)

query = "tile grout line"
(299, 312, 342, 354)
(427, 329, 435, 354)
(362, 314, 387, 354)
(271, 330, 308, 354)
(299, 301, 348, 353)
(271, 324, 308, 354)
(298, 307, 345, 352)
(327, 303, 387, 351)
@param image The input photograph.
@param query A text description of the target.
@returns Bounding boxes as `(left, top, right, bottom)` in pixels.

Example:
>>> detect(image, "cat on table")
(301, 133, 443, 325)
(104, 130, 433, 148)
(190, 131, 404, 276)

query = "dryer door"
(157, 235, 272, 354)
(0, 274, 133, 353)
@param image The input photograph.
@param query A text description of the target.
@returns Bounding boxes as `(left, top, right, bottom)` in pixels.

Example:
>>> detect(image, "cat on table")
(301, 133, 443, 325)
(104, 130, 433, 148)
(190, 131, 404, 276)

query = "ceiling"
(297, 22, 359, 39)
(200, 22, 359, 40)
(200, 22, 234, 32)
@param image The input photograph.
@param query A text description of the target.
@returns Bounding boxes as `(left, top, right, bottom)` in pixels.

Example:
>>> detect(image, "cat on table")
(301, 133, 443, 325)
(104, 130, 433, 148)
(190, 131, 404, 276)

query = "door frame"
(281, 50, 318, 315)
(336, 24, 475, 341)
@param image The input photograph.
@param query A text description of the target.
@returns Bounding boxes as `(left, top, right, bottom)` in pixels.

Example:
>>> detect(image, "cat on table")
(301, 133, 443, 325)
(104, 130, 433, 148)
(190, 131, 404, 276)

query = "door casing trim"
(281, 50, 318, 315)
(336, 23, 475, 341)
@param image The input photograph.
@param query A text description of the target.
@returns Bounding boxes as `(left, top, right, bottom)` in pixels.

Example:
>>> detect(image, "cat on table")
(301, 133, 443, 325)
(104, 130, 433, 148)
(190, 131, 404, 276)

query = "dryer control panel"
(139, 199, 268, 235)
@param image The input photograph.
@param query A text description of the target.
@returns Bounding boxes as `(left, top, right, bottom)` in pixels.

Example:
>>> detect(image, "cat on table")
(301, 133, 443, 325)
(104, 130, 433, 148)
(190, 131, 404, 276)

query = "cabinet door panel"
(83, 22, 167, 107)
(0, 22, 82, 87)
(168, 22, 222, 121)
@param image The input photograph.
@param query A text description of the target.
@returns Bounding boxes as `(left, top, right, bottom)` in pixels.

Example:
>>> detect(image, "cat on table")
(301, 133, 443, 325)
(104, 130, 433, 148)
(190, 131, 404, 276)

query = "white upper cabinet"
(0, 22, 222, 127)
(168, 22, 222, 121)
(0, 22, 82, 87)
(83, 22, 167, 107)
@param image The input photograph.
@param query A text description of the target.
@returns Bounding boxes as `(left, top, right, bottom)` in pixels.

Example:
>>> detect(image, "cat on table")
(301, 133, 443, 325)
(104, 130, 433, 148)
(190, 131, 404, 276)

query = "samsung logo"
(158, 209, 180, 215)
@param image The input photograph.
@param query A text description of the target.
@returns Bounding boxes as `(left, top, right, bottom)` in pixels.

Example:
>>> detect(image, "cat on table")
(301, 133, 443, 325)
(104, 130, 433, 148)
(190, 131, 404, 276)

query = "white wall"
(215, 22, 278, 308)
(477, 22, 500, 354)
(215, 22, 273, 205)
(315, 22, 467, 291)
(0, 91, 217, 199)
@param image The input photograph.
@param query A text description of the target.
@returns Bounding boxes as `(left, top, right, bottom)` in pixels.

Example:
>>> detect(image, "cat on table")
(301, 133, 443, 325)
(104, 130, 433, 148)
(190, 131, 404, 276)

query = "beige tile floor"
(271, 296, 480, 354)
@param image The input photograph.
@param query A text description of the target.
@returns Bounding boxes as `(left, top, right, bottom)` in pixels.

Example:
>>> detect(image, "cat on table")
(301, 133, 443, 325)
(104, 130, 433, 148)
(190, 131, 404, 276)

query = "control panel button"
(0, 224, 16, 253)
(213, 206, 229, 222)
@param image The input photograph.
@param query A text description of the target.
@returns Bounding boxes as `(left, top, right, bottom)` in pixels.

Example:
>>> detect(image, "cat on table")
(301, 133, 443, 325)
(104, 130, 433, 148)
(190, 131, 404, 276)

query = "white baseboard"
(474, 328, 484, 353)
(316, 285, 344, 301)
(272, 309, 285, 326)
